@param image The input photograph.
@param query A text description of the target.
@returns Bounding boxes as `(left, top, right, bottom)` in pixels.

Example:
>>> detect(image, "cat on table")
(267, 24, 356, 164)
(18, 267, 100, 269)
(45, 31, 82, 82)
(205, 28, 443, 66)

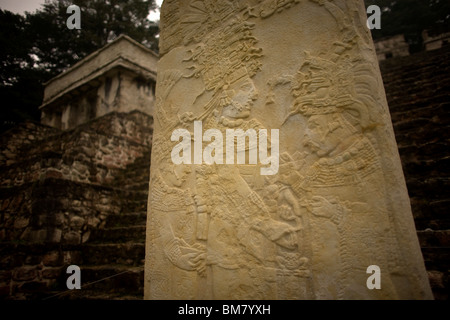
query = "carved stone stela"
(144, 0, 433, 299)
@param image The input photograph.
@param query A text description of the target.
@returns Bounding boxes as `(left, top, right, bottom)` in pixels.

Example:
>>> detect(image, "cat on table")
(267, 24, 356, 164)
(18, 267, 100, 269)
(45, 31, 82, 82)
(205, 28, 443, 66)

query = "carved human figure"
(147, 0, 432, 301)
(151, 69, 300, 299)
(281, 56, 401, 299)
(262, 153, 315, 299)
(148, 163, 206, 299)
(190, 74, 300, 299)
(195, 164, 299, 299)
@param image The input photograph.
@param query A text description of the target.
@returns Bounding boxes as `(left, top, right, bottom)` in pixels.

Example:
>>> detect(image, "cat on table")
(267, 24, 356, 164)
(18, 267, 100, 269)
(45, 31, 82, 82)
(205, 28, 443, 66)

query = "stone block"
(30, 230, 47, 243)
(63, 251, 83, 265)
(42, 251, 62, 267)
(428, 270, 445, 289)
(69, 216, 85, 231)
(12, 267, 38, 282)
(63, 231, 81, 245)
(42, 267, 64, 280)
(82, 230, 91, 243)
(13, 217, 29, 229)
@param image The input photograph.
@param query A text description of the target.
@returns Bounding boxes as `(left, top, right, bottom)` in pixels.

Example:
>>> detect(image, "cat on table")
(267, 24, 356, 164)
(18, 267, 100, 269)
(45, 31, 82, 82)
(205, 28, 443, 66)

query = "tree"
(0, 0, 159, 132)
(26, 0, 159, 75)
(364, 0, 450, 52)
(0, 10, 45, 130)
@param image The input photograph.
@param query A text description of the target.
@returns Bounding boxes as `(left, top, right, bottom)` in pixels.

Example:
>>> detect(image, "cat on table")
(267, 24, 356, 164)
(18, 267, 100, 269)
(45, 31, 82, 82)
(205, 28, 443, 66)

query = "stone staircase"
(379, 46, 450, 299)
(56, 152, 150, 300)
(73, 151, 149, 300)
(0, 111, 152, 300)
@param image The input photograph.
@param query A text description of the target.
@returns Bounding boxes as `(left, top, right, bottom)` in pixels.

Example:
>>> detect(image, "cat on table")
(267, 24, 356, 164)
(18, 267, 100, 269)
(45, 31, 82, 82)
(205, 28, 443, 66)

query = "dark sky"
(0, 0, 45, 14)
(0, 0, 163, 20)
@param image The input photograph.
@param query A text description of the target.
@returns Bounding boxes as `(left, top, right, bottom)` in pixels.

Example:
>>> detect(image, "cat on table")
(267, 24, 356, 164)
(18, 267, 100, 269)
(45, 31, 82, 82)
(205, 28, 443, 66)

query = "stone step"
(421, 247, 450, 270)
(121, 159, 151, 171)
(116, 182, 149, 191)
(120, 199, 148, 213)
(42, 265, 144, 300)
(80, 243, 145, 267)
(417, 230, 450, 248)
(57, 291, 143, 300)
(112, 170, 150, 187)
(111, 189, 148, 213)
(90, 226, 146, 243)
(74, 266, 143, 299)
(114, 164, 149, 176)
(105, 212, 147, 228)
(79, 265, 143, 293)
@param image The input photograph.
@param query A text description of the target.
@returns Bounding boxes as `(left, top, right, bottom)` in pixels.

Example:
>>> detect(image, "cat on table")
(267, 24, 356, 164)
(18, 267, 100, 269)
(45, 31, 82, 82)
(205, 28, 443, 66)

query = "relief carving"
(145, 0, 433, 300)
(271, 52, 400, 298)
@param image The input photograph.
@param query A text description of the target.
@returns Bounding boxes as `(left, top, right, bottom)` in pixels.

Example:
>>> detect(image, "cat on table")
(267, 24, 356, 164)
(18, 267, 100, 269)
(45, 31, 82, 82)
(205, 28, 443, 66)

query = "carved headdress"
(183, 17, 263, 92)
(174, 0, 264, 122)
(288, 52, 373, 129)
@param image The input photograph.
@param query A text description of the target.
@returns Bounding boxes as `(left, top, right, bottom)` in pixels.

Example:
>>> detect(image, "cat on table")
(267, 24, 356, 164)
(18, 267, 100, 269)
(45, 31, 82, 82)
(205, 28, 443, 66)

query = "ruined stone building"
(0, 35, 157, 299)
(0, 34, 449, 299)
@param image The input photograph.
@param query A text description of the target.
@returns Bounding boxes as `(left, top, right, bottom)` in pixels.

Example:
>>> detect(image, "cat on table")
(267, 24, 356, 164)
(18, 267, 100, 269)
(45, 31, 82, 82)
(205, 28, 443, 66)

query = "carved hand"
(254, 219, 299, 250)
(309, 195, 337, 218)
(177, 251, 206, 274)
(279, 204, 296, 221)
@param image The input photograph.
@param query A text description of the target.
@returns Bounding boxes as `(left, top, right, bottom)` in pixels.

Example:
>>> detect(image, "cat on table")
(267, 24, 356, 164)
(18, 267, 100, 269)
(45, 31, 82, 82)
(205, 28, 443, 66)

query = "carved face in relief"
(304, 114, 341, 157)
(165, 164, 191, 188)
(222, 78, 258, 119)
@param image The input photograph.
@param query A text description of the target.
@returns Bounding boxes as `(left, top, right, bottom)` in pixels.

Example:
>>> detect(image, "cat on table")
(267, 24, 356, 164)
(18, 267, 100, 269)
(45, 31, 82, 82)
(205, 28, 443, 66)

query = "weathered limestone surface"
(145, 0, 433, 299)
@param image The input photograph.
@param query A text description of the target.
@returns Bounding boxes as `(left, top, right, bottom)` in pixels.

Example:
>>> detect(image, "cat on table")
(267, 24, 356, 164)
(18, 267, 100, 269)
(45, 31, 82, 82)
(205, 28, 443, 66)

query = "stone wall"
(1, 111, 152, 189)
(423, 30, 450, 52)
(0, 122, 60, 167)
(380, 46, 450, 300)
(374, 34, 410, 61)
(0, 111, 152, 299)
